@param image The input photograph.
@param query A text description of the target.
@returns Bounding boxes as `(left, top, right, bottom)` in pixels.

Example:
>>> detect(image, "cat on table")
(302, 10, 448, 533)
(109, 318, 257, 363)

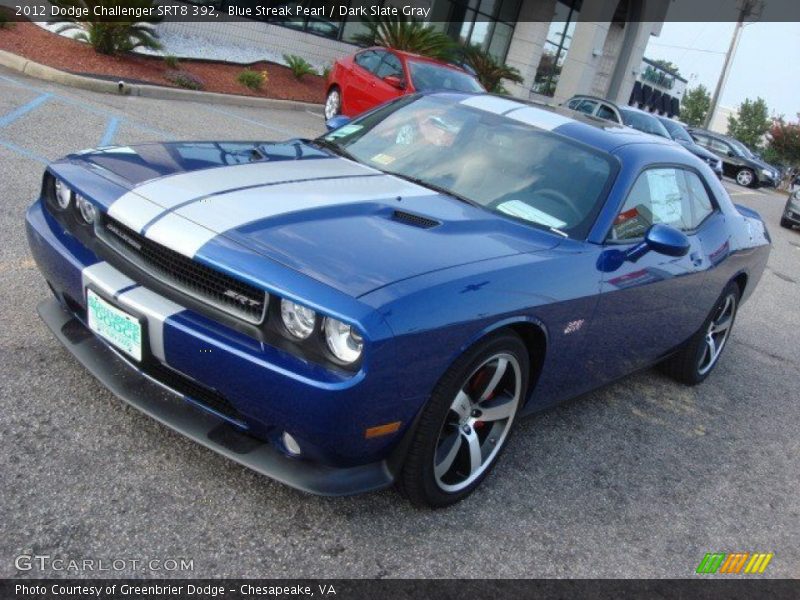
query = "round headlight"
(54, 179, 72, 209)
(76, 195, 96, 224)
(280, 299, 316, 340)
(324, 317, 363, 363)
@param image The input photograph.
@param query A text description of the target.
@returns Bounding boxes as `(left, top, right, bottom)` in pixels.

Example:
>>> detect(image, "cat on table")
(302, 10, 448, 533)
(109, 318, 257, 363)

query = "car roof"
(441, 92, 675, 153)
(363, 46, 471, 72)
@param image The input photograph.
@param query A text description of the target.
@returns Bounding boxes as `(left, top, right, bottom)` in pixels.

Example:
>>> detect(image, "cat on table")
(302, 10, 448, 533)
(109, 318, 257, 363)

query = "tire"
(324, 86, 341, 120)
(781, 217, 792, 229)
(659, 282, 740, 385)
(735, 168, 756, 188)
(398, 331, 529, 508)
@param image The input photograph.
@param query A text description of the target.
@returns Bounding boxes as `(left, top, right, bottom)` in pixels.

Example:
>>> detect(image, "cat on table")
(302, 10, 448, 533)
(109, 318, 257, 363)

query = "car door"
(349, 50, 384, 114)
(370, 51, 406, 106)
(589, 166, 720, 380)
(708, 138, 741, 177)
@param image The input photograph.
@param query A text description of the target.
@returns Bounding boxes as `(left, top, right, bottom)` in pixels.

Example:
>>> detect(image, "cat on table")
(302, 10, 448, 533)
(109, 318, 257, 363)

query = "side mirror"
(383, 75, 406, 90)
(627, 224, 690, 262)
(325, 115, 351, 131)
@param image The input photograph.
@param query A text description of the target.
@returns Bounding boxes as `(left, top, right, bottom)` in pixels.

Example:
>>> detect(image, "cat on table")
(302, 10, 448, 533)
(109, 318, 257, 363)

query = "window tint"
(596, 104, 619, 122)
(375, 53, 403, 79)
(575, 99, 598, 115)
(692, 134, 710, 147)
(407, 61, 483, 92)
(619, 109, 671, 138)
(567, 99, 581, 109)
(611, 168, 714, 240)
(710, 139, 733, 155)
(355, 50, 382, 73)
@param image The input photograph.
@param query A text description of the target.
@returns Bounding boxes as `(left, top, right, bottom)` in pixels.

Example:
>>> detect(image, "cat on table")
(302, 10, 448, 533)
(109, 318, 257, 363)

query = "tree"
(461, 44, 523, 93)
(650, 59, 681, 77)
(727, 97, 771, 151)
(352, 15, 456, 61)
(681, 85, 711, 127)
(766, 116, 800, 167)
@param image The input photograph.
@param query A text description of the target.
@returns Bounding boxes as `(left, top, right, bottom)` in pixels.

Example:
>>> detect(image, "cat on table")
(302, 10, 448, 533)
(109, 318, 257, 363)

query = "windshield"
(320, 95, 616, 239)
(407, 61, 484, 93)
(620, 109, 671, 138)
(659, 118, 693, 143)
(729, 138, 755, 158)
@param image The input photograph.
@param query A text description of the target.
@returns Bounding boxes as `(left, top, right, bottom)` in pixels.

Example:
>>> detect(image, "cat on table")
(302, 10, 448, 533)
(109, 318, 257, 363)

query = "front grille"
(98, 216, 267, 324)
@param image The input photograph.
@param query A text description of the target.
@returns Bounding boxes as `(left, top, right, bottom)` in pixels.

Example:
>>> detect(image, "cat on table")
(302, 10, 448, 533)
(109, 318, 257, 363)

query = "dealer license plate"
(86, 289, 143, 361)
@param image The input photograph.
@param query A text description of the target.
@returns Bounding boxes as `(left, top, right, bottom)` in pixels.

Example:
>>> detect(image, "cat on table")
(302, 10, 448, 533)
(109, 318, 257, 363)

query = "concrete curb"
(0, 50, 324, 112)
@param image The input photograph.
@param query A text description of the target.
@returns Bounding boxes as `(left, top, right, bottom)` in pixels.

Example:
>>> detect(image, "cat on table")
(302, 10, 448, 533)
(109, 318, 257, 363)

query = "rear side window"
(596, 105, 618, 122)
(575, 99, 598, 115)
(375, 53, 403, 79)
(355, 51, 382, 74)
(611, 168, 715, 240)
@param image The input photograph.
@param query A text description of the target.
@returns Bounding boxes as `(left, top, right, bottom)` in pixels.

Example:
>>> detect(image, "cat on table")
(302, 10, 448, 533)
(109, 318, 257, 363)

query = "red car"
(324, 47, 484, 120)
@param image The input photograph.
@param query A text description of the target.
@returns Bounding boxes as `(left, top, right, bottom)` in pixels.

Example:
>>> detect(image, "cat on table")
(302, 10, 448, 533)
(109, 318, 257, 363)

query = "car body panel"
(26, 92, 771, 494)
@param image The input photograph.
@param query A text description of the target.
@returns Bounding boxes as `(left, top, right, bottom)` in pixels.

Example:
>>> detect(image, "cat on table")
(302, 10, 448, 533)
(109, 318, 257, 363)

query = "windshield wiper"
(310, 138, 356, 161)
(382, 171, 481, 208)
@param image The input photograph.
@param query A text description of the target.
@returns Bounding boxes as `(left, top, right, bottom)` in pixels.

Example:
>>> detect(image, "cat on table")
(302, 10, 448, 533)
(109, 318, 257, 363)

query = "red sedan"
(324, 47, 484, 120)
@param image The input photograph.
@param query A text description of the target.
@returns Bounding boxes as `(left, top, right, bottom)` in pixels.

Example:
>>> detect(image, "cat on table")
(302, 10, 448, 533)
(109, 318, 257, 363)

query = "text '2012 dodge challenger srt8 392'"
(26, 93, 770, 507)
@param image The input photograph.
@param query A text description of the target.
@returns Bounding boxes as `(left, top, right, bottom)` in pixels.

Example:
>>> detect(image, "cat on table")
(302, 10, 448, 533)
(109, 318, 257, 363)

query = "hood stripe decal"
(144, 174, 436, 258)
(139, 172, 384, 235)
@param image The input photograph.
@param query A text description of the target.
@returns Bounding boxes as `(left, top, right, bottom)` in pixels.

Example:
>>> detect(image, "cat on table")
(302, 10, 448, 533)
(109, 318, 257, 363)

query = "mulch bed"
(0, 20, 326, 104)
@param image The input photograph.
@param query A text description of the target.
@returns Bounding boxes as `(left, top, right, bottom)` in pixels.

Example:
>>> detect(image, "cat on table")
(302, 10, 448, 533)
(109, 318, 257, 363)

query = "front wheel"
(659, 283, 740, 385)
(736, 168, 756, 187)
(324, 87, 341, 120)
(398, 332, 529, 508)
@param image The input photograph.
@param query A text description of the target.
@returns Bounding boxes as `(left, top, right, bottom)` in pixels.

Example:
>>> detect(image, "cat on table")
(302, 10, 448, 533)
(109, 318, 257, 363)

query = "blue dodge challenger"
(26, 93, 770, 506)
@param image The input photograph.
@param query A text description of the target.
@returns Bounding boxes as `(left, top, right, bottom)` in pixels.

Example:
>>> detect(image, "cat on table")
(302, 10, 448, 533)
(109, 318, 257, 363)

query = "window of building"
(532, 0, 581, 97)
(440, 0, 521, 61)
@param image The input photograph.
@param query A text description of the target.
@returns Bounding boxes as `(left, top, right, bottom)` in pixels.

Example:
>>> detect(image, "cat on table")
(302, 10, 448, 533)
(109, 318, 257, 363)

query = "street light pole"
(703, 0, 763, 130)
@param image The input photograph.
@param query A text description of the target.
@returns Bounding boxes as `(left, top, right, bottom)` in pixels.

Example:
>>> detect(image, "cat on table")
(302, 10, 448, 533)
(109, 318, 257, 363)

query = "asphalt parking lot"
(1, 65, 798, 579)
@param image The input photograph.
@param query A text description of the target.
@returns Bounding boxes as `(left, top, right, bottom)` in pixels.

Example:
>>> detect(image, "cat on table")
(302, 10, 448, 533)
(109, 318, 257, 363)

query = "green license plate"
(86, 289, 143, 361)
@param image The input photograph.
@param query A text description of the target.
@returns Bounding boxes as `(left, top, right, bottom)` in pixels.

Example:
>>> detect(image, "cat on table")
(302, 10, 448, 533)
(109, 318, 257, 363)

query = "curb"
(0, 50, 324, 112)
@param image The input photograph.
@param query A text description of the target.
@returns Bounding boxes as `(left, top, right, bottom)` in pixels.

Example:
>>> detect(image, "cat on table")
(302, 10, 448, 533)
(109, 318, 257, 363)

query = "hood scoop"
(391, 210, 440, 229)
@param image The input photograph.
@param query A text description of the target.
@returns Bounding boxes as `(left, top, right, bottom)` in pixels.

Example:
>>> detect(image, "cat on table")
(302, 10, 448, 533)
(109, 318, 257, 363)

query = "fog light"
(76, 195, 96, 224)
(282, 431, 301, 456)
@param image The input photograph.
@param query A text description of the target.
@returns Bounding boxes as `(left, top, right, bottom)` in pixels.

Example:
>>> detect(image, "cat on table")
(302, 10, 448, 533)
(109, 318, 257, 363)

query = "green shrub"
(164, 54, 180, 69)
(165, 70, 203, 90)
(283, 54, 316, 80)
(52, 0, 162, 55)
(352, 15, 456, 61)
(0, 11, 12, 28)
(320, 64, 332, 80)
(237, 69, 266, 91)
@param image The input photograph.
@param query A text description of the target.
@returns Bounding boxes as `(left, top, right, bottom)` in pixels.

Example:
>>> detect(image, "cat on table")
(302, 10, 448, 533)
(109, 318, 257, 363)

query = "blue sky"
(645, 21, 800, 120)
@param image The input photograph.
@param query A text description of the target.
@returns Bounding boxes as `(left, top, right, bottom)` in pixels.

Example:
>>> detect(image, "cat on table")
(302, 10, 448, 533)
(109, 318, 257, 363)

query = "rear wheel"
(660, 283, 740, 385)
(324, 87, 341, 120)
(736, 168, 755, 187)
(398, 332, 529, 508)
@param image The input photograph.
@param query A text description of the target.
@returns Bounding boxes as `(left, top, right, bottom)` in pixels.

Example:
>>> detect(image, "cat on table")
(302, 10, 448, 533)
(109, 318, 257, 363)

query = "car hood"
(74, 141, 558, 297)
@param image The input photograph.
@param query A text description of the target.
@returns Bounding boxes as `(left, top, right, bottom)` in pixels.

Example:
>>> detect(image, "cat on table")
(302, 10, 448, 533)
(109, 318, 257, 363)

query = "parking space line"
(0, 93, 51, 128)
(0, 138, 48, 163)
(100, 116, 121, 146)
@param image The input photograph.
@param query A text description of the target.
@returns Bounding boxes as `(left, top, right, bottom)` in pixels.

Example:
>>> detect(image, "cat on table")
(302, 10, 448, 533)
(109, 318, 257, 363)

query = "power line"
(648, 42, 726, 55)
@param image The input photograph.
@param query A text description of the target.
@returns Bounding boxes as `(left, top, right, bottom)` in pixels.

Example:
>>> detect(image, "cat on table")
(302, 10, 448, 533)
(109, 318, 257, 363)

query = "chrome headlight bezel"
(76, 194, 97, 224)
(280, 299, 317, 340)
(323, 317, 364, 364)
(54, 179, 72, 210)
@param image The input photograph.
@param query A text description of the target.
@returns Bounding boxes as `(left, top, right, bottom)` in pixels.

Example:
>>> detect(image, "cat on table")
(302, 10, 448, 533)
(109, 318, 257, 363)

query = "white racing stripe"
(145, 174, 436, 258)
(460, 95, 526, 114)
(80, 261, 184, 362)
(107, 194, 168, 233)
(505, 106, 574, 131)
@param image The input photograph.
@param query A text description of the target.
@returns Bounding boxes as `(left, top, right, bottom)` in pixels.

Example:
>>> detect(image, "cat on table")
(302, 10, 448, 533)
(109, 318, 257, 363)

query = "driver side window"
(611, 167, 704, 241)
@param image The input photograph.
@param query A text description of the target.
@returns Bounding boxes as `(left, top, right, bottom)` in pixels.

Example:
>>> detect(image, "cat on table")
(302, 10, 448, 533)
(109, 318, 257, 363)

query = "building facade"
(166, 0, 671, 107)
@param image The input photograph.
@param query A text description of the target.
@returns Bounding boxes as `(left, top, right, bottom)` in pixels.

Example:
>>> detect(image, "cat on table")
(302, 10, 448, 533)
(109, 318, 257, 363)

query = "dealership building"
(168, 0, 677, 111)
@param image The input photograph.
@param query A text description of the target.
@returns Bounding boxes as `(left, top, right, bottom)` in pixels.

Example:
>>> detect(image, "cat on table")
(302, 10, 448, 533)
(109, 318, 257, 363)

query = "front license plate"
(86, 289, 143, 361)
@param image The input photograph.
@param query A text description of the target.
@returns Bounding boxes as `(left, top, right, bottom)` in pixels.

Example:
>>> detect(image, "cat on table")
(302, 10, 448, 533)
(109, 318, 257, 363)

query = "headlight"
(280, 299, 316, 340)
(76, 195, 96, 224)
(54, 179, 72, 209)
(762, 168, 771, 177)
(324, 317, 363, 363)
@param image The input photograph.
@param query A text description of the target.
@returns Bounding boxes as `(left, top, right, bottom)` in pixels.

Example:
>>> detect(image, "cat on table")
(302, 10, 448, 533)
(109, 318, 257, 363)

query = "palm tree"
(52, 0, 162, 55)
(461, 44, 523, 94)
(353, 15, 456, 61)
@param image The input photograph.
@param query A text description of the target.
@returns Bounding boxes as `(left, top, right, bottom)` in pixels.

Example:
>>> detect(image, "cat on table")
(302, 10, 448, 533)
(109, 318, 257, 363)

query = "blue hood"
(69, 141, 558, 297)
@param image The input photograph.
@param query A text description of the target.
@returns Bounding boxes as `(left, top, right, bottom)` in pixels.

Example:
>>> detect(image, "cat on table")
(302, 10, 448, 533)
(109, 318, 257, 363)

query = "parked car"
(782, 189, 800, 229)
(324, 47, 484, 120)
(656, 116, 724, 179)
(27, 93, 770, 507)
(687, 128, 778, 188)
(564, 95, 671, 139)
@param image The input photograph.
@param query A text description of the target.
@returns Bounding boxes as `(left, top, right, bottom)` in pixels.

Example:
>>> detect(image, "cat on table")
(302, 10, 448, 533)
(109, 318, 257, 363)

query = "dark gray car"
(688, 128, 777, 188)
(656, 117, 723, 179)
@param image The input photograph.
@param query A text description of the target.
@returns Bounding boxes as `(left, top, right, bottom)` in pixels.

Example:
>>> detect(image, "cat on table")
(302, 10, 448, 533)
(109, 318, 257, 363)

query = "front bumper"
(784, 205, 800, 226)
(37, 298, 393, 496)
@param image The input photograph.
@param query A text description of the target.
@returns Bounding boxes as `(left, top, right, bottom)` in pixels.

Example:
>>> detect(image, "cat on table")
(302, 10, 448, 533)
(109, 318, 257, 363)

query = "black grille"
(147, 362, 244, 424)
(392, 210, 440, 229)
(99, 216, 267, 324)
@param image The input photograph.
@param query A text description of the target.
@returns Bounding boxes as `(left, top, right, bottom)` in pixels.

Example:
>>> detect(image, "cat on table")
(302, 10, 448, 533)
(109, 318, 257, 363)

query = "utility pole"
(704, 0, 763, 130)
